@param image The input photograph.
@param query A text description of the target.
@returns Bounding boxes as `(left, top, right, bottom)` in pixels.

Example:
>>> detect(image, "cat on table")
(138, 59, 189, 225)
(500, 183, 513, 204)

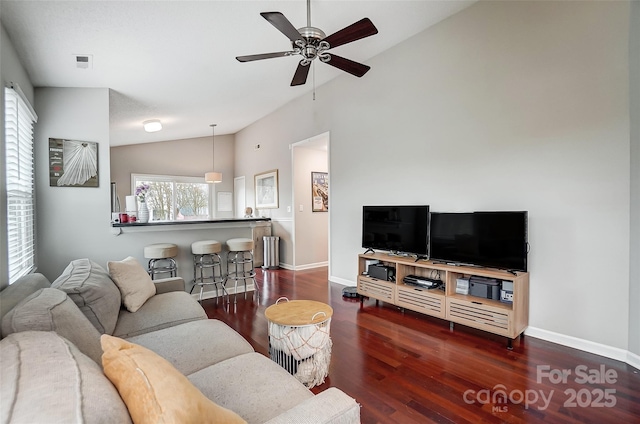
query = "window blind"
(5, 86, 38, 284)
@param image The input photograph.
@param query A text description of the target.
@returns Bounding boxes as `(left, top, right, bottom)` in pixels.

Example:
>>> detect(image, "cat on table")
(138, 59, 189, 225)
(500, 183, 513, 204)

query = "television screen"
(429, 211, 528, 271)
(362, 205, 429, 256)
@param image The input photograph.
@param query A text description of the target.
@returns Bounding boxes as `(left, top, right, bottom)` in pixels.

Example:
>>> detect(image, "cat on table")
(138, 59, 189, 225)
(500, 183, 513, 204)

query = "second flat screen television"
(429, 211, 528, 272)
(362, 205, 429, 256)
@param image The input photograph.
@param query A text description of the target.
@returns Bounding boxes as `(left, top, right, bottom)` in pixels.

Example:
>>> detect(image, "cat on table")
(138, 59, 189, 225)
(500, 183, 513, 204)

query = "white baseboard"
(627, 350, 640, 370)
(293, 261, 328, 271)
(526, 326, 639, 370)
(329, 275, 356, 287)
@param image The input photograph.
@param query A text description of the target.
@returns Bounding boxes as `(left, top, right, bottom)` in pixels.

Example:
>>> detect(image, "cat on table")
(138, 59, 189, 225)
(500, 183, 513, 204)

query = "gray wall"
(629, 0, 639, 357)
(235, 1, 634, 351)
(110, 134, 235, 219)
(0, 23, 35, 289)
(33, 88, 258, 295)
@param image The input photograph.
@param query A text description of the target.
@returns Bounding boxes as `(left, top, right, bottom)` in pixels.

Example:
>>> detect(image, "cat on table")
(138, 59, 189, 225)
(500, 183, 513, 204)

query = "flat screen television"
(429, 211, 528, 272)
(362, 205, 429, 256)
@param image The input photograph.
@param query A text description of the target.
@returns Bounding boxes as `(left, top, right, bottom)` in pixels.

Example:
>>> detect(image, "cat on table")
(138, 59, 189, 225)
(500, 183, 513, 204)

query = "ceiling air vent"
(74, 54, 93, 69)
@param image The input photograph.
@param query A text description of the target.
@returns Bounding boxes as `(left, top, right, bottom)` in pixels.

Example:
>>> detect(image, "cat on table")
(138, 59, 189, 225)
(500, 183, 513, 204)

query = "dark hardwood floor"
(202, 267, 640, 424)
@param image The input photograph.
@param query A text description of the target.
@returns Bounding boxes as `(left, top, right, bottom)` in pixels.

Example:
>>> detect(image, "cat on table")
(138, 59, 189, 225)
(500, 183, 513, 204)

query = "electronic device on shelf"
(403, 274, 442, 289)
(429, 211, 528, 272)
(361, 205, 430, 257)
(367, 263, 395, 281)
(469, 276, 501, 300)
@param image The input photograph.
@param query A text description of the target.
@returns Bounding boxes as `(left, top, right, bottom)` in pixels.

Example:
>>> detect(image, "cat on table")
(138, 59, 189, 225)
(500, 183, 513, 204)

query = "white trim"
(525, 326, 637, 368)
(329, 275, 355, 287)
(278, 263, 294, 270)
(627, 351, 640, 371)
(294, 261, 328, 271)
(271, 217, 293, 223)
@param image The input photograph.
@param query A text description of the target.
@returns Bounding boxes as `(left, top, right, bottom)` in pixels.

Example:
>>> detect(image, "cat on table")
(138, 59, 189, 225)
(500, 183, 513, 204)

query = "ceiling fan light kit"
(236, 0, 378, 86)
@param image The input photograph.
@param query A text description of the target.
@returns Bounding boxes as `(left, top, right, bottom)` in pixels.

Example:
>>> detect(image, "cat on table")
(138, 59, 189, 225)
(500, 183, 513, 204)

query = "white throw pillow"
(107, 257, 156, 313)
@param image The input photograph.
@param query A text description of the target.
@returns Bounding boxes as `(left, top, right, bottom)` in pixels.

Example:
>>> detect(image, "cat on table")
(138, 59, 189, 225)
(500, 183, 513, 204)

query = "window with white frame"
(131, 174, 212, 221)
(5, 85, 38, 284)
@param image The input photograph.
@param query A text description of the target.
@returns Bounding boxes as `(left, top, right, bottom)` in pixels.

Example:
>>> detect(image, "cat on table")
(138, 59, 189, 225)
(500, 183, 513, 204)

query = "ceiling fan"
(235, 0, 378, 86)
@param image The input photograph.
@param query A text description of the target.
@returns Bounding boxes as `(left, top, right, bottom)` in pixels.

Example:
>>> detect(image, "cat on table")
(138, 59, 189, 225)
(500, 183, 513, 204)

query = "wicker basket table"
(265, 298, 333, 388)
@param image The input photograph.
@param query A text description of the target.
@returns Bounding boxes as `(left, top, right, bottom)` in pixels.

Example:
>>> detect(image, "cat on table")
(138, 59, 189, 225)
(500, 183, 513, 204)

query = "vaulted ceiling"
(1, 1, 475, 145)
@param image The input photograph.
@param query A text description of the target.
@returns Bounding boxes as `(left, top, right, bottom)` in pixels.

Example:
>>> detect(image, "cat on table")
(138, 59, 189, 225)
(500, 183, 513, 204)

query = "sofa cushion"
(51, 258, 121, 335)
(188, 352, 314, 424)
(126, 319, 254, 375)
(1, 288, 103, 364)
(101, 334, 247, 424)
(0, 273, 50, 324)
(107, 256, 156, 313)
(113, 290, 207, 338)
(0, 331, 132, 424)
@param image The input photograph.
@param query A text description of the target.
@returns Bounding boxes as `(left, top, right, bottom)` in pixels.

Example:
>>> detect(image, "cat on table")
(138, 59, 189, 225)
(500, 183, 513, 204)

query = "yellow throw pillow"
(107, 256, 156, 312)
(101, 334, 247, 424)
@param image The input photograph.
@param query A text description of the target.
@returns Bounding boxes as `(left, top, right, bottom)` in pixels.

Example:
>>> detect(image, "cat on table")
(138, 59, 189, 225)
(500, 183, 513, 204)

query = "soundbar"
(403, 275, 443, 289)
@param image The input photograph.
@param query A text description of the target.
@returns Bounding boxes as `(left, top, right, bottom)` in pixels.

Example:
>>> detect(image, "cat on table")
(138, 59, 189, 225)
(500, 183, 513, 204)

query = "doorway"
(291, 132, 330, 271)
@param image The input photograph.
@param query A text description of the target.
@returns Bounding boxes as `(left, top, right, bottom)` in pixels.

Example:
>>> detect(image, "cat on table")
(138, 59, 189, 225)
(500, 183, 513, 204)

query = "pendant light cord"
(210, 123, 216, 168)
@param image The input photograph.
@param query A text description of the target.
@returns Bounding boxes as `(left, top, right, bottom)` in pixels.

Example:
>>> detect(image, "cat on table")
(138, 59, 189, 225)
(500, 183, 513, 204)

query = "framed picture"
(49, 138, 99, 187)
(255, 169, 279, 209)
(311, 171, 328, 212)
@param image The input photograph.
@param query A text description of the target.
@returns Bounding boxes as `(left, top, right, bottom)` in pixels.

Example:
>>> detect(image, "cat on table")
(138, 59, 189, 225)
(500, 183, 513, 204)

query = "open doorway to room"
(291, 132, 329, 271)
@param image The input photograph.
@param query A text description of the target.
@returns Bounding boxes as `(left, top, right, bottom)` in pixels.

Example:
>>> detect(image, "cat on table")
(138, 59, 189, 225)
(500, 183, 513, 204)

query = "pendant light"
(205, 123, 222, 183)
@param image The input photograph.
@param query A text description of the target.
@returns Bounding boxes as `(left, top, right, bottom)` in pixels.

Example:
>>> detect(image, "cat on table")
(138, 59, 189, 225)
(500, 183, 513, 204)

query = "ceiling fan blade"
(260, 12, 303, 43)
(236, 51, 296, 62)
(323, 54, 370, 78)
(291, 61, 311, 86)
(322, 18, 378, 49)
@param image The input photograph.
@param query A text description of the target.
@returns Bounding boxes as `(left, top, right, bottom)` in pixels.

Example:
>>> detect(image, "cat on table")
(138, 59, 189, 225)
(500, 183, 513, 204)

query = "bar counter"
(112, 217, 270, 229)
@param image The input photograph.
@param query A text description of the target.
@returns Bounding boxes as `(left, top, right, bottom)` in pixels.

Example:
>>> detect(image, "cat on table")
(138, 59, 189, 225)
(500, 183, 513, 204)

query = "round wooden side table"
(265, 298, 333, 388)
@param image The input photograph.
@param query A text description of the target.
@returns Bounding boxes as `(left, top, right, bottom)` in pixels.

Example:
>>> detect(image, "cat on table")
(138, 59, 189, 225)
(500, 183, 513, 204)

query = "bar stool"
(189, 240, 227, 304)
(225, 238, 259, 303)
(143, 243, 178, 280)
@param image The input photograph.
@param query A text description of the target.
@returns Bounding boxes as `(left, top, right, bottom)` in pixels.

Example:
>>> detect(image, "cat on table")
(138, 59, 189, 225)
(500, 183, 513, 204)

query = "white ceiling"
(1, 0, 475, 146)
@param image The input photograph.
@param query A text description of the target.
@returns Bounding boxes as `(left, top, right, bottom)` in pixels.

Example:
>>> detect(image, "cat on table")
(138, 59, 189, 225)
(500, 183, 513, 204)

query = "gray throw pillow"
(52, 258, 121, 334)
(1, 288, 103, 364)
(0, 331, 132, 424)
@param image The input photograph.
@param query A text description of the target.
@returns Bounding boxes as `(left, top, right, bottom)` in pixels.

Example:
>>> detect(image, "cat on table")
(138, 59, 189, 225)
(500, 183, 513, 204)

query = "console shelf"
(357, 252, 529, 348)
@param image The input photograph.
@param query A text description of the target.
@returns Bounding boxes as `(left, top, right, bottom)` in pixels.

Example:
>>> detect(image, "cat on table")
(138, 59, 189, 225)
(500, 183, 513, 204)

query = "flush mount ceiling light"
(143, 119, 162, 132)
(205, 124, 222, 184)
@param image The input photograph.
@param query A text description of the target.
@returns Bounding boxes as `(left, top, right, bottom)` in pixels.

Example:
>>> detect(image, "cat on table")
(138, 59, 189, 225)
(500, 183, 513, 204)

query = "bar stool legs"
(189, 240, 227, 304)
(225, 238, 259, 304)
(227, 250, 258, 303)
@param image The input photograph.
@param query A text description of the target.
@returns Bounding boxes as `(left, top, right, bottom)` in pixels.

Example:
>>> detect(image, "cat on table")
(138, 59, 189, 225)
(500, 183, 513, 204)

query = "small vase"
(138, 201, 149, 223)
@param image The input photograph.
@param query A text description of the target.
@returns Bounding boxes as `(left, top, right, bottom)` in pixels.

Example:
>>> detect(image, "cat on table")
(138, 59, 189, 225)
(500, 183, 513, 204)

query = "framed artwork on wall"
(311, 171, 328, 212)
(49, 138, 99, 187)
(255, 169, 279, 209)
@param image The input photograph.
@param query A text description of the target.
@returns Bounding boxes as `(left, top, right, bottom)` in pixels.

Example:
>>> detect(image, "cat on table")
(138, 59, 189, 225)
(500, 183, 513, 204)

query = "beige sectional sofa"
(0, 258, 360, 424)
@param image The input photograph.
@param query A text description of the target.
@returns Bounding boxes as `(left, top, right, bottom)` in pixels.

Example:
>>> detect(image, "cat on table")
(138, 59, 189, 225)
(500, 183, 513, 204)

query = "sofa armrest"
(263, 387, 360, 424)
(153, 277, 185, 294)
